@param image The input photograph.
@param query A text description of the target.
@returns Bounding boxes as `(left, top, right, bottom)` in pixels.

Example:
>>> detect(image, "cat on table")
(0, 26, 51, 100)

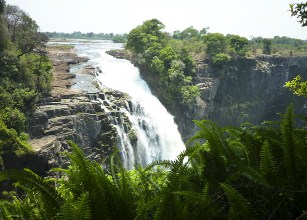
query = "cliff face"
(25, 46, 135, 170)
(29, 91, 132, 168)
(206, 56, 307, 127)
(135, 55, 307, 141)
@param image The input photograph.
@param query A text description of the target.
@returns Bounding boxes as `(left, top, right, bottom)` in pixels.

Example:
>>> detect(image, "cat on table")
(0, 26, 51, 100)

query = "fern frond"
(220, 183, 253, 219)
(73, 193, 91, 220)
(260, 141, 276, 177)
(241, 166, 270, 188)
(280, 104, 297, 182)
(0, 168, 61, 217)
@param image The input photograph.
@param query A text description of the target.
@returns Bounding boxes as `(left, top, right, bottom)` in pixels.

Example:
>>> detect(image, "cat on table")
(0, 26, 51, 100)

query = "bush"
(212, 53, 231, 68)
(0, 107, 26, 134)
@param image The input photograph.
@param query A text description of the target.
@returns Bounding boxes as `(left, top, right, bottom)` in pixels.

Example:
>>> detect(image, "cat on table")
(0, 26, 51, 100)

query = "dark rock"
(29, 91, 133, 168)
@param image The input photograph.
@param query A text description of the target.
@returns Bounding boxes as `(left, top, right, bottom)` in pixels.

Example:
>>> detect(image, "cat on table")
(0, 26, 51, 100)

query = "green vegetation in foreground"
(0, 2, 53, 166)
(1, 105, 307, 219)
(43, 32, 128, 43)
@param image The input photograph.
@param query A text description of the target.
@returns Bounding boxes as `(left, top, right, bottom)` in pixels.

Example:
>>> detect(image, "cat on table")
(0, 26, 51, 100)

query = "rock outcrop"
(114, 52, 307, 141)
(27, 46, 133, 170)
(29, 91, 132, 168)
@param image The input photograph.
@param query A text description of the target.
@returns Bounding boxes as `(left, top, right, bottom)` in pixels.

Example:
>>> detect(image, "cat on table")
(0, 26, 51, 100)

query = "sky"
(5, 0, 307, 39)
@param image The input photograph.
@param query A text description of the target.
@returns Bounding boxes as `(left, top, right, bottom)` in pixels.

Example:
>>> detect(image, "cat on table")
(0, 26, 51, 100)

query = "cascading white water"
(73, 40, 185, 168)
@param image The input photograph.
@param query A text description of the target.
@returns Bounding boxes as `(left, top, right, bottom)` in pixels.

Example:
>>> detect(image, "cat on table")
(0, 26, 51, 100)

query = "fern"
(56, 193, 90, 220)
(280, 104, 297, 182)
(220, 183, 253, 219)
(241, 166, 270, 188)
(0, 168, 61, 218)
(260, 141, 276, 177)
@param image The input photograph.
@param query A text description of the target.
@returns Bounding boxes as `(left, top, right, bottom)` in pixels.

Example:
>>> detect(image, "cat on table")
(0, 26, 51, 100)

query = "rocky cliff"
(27, 46, 134, 170)
(117, 53, 307, 141)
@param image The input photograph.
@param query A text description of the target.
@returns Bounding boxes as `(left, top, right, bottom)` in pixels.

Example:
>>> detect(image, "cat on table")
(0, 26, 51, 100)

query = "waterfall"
(74, 40, 185, 168)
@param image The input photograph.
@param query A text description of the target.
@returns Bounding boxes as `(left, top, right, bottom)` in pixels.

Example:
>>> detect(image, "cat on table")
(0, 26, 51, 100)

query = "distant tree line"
(43, 31, 128, 43)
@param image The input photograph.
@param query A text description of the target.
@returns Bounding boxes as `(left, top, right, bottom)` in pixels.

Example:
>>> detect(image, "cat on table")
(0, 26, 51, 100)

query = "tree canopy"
(0, 2, 52, 167)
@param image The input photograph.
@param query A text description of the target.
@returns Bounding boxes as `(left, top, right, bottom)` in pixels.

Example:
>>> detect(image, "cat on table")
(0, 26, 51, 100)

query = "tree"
(290, 2, 307, 26)
(212, 53, 231, 68)
(0, 0, 9, 52)
(179, 26, 199, 39)
(228, 35, 248, 56)
(203, 33, 228, 56)
(126, 18, 165, 54)
(0, 0, 5, 14)
(262, 38, 272, 54)
(200, 27, 209, 36)
(4, 5, 48, 57)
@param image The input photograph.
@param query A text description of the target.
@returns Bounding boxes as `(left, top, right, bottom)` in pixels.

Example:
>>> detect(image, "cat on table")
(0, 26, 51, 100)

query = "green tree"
(212, 53, 231, 68)
(4, 5, 48, 58)
(126, 18, 165, 54)
(203, 33, 228, 56)
(179, 26, 199, 39)
(284, 75, 307, 96)
(262, 38, 272, 54)
(228, 34, 248, 56)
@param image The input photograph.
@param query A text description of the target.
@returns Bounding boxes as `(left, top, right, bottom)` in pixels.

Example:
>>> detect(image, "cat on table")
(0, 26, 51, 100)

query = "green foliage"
(180, 85, 200, 105)
(259, 141, 276, 178)
(1, 106, 307, 219)
(0, 107, 26, 133)
(0, 119, 32, 157)
(158, 46, 178, 68)
(4, 5, 48, 57)
(126, 19, 200, 105)
(262, 38, 272, 54)
(0, 2, 52, 161)
(284, 75, 307, 96)
(126, 18, 165, 54)
(220, 183, 253, 219)
(212, 53, 231, 68)
(290, 2, 307, 26)
(0, 0, 5, 14)
(203, 33, 228, 56)
(228, 34, 248, 56)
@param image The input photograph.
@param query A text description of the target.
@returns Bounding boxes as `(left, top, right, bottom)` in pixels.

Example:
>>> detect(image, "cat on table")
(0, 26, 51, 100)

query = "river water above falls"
(69, 40, 185, 168)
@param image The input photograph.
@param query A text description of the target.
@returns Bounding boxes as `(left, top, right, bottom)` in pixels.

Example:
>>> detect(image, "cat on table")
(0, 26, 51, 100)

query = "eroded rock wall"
(29, 91, 133, 168)
(132, 55, 307, 141)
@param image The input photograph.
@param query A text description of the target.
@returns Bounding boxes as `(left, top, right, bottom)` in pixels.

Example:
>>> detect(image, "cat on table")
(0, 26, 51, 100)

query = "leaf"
(220, 183, 253, 219)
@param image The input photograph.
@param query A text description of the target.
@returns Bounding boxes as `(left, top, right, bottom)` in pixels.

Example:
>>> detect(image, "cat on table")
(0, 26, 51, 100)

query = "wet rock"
(29, 90, 133, 168)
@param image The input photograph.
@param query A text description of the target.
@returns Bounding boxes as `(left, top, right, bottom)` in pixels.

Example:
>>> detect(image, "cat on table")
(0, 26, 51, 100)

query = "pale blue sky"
(6, 0, 307, 39)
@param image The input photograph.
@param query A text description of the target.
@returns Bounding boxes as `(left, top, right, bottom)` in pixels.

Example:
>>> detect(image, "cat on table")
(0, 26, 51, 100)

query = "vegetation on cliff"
(0, 2, 52, 166)
(125, 18, 307, 108)
(125, 19, 200, 106)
